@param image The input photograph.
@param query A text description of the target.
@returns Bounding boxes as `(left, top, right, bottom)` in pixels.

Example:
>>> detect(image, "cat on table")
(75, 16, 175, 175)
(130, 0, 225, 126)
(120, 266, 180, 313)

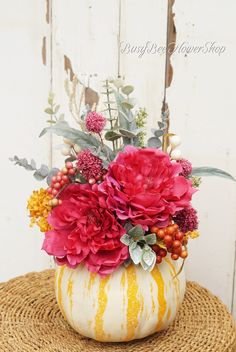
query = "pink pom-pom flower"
(77, 149, 103, 181)
(177, 159, 193, 178)
(85, 111, 106, 133)
(173, 207, 198, 233)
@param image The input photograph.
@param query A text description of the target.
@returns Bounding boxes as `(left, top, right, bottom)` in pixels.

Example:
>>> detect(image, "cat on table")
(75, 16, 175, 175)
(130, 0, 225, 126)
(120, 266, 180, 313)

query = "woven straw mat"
(0, 270, 235, 352)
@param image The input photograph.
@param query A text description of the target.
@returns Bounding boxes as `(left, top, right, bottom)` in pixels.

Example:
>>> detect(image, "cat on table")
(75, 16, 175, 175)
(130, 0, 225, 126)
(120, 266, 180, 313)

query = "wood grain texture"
(0, 0, 235, 321)
(0, 0, 51, 281)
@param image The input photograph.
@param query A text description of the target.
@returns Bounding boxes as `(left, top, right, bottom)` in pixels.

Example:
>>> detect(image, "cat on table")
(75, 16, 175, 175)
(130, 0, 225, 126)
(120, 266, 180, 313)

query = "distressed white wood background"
(0, 0, 236, 319)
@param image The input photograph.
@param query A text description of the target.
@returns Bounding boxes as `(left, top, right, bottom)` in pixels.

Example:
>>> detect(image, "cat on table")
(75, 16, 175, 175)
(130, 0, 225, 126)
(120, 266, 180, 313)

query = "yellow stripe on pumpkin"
(125, 265, 142, 341)
(57, 265, 67, 319)
(151, 265, 167, 330)
(165, 258, 180, 303)
(95, 275, 109, 341)
(67, 271, 74, 315)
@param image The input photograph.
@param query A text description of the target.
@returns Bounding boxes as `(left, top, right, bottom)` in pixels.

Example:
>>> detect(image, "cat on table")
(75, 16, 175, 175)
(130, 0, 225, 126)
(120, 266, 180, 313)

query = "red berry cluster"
(151, 223, 188, 263)
(47, 162, 76, 197)
(88, 169, 108, 185)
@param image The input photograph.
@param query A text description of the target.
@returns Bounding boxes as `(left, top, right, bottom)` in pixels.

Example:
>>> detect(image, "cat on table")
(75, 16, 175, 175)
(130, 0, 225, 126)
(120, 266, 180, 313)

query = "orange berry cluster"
(151, 223, 188, 263)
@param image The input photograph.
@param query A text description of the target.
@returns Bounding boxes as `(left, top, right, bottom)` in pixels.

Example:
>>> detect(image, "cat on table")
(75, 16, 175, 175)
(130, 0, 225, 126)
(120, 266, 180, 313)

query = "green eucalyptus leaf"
(145, 233, 157, 245)
(129, 244, 143, 265)
(121, 100, 134, 110)
(121, 85, 134, 96)
(113, 78, 124, 89)
(158, 121, 167, 129)
(44, 108, 53, 115)
(10, 156, 37, 171)
(191, 167, 235, 181)
(33, 165, 49, 181)
(154, 130, 164, 138)
(119, 129, 136, 138)
(120, 234, 131, 246)
(147, 137, 162, 148)
(105, 130, 122, 141)
(128, 225, 144, 238)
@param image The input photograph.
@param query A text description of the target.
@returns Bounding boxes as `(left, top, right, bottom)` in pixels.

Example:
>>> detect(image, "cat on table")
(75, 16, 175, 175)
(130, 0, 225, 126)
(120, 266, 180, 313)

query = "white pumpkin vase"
(55, 258, 186, 342)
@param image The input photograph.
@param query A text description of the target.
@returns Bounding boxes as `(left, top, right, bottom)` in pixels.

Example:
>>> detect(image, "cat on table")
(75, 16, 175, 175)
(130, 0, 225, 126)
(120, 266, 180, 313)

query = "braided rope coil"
(0, 270, 235, 352)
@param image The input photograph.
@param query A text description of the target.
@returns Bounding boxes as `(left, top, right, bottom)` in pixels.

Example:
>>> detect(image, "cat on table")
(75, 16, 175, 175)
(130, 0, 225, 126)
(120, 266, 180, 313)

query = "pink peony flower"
(85, 111, 106, 133)
(77, 149, 103, 181)
(177, 159, 193, 178)
(173, 207, 198, 233)
(42, 184, 128, 276)
(99, 147, 196, 230)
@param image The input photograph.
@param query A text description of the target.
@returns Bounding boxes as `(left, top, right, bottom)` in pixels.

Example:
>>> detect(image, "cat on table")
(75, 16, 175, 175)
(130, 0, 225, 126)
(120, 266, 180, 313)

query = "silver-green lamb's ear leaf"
(145, 233, 157, 245)
(191, 167, 235, 181)
(147, 137, 162, 148)
(121, 85, 134, 96)
(129, 244, 143, 265)
(128, 225, 144, 238)
(120, 234, 131, 246)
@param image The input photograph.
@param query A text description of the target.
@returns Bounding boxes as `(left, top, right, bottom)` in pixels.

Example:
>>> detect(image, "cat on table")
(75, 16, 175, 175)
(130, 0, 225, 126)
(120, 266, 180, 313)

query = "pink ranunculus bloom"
(42, 184, 128, 276)
(99, 146, 196, 230)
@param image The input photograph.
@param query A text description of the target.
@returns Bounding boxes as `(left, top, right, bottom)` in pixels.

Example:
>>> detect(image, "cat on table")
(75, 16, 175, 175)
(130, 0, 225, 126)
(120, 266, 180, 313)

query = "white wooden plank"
(0, 0, 51, 281)
(119, 0, 167, 136)
(50, 0, 122, 169)
(168, 0, 236, 312)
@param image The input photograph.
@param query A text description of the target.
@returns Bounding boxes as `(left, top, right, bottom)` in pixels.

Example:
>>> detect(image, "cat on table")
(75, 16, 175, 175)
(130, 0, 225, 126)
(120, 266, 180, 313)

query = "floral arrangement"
(11, 78, 235, 276)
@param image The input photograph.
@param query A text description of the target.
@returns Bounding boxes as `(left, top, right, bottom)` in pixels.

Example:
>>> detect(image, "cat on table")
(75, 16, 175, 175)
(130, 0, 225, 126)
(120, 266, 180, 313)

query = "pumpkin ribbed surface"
(55, 260, 185, 341)
(0, 269, 236, 352)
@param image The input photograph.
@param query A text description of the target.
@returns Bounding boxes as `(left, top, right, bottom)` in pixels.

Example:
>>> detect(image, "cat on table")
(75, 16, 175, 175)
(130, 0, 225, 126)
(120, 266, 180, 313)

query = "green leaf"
(105, 130, 122, 141)
(191, 167, 235, 181)
(145, 233, 157, 245)
(33, 165, 49, 180)
(147, 137, 162, 148)
(154, 129, 164, 138)
(46, 120, 56, 124)
(119, 128, 144, 138)
(44, 108, 53, 115)
(128, 225, 144, 238)
(121, 100, 134, 110)
(129, 244, 143, 265)
(39, 121, 100, 148)
(113, 78, 124, 89)
(120, 234, 131, 246)
(10, 156, 37, 171)
(141, 247, 156, 271)
(121, 85, 134, 96)
(48, 92, 54, 105)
